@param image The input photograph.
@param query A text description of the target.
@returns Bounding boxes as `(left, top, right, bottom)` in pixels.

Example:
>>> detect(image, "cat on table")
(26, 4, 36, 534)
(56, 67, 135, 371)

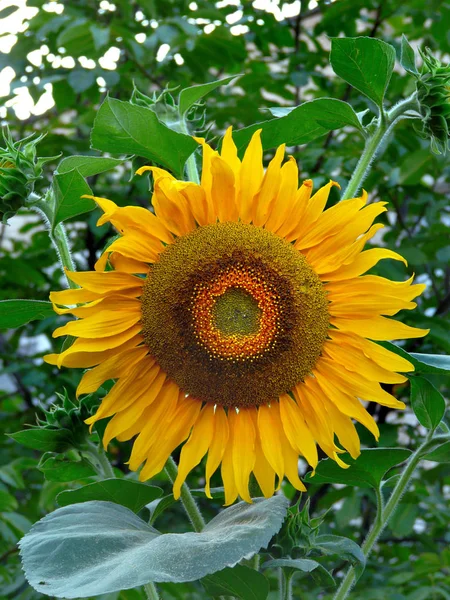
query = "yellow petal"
(253, 431, 276, 498)
(289, 180, 340, 242)
(323, 248, 407, 281)
(53, 310, 141, 339)
(102, 371, 166, 448)
(252, 144, 285, 227)
(239, 129, 263, 223)
(173, 403, 215, 499)
(128, 381, 180, 470)
(330, 315, 429, 341)
(211, 155, 238, 222)
(109, 253, 150, 274)
(152, 177, 196, 236)
(319, 357, 406, 409)
(221, 418, 238, 506)
(89, 195, 173, 244)
(65, 270, 144, 293)
(295, 192, 367, 250)
(230, 408, 256, 503)
(205, 405, 229, 498)
(257, 403, 285, 484)
(279, 393, 318, 468)
(76, 346, 148, 397)
(221, 126, 241, 178)
(313, 367, 380, 440)
(180, 183, 211, 227)
(323, 339, 408, 384)
(85, 358, 159, 424)
(43, 334, 142, 369)
(49, 287, 103, 306)
(329, 330, 414, 372)
(264, 156, 299, 234)
(139, 395, 202, 481)
(276, 179, 313, 240)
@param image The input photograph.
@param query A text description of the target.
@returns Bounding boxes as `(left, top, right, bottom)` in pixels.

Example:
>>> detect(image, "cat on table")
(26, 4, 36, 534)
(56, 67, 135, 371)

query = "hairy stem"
(164, 455, 206, 532)
(333, 432, 449, 600)
(342, 93, 420, 200)
(33, 197, 78, 288)
(144, 582, 160, 600)
(83, 441, 116, 479)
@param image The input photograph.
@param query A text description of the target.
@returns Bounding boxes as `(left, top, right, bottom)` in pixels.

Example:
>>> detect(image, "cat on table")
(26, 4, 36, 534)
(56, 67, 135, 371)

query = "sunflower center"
(141, 221, 329, 408)
(212, 287, 261, 336)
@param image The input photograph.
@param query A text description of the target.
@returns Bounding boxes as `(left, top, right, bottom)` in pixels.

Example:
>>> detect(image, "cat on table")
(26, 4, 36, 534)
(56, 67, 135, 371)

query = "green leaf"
(381, 343, 450, 375)
(8, 429, 73, 453)
(0, 490, 18, 512)
(232, 98, 364, 155)
(330, 37, 396, 107)
(68, 69, 96, 93)
(20, 496, 288, 598)
(57, 156, 125, 177)
(400, 35, 419, 75)
(0, 299, 54, 329)
(57, 479, 163, 513)
(314, 534, 366, 579)
(409, 353, 450, 374)
(410, 376, 446, 430)
(38, 455, 97, 482)
(305, 448, 412, 489)
(0, 5, 19, 19)
(424, 440, 450, 463)
(90, 97, 198, 177)
(52, 168, 94, 228)
(202, 565, 269, 600)
(261, 558, 335, 587)
(179, 74, 242, 116)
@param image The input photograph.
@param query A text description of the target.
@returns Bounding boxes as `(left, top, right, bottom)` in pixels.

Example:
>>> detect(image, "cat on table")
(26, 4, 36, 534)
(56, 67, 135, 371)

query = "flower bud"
(415, 49, 450, 154)
(0, 129, 57, 222)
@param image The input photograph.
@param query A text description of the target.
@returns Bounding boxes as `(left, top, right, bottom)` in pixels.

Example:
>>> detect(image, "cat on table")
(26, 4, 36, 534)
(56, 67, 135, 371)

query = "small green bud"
(0, 128, 57, 222)
(415, 49, 450, 154)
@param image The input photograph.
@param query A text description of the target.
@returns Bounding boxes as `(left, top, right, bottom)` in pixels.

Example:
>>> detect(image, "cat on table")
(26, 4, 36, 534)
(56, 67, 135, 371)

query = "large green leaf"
(20, 496, 289, 598)
(330, 37, 396, 107)
(179, 74, 242, 115)
(305, 448, 412, 489)
(38, 455, 97, 482)
(0, 299, 54, 329)
(410, 376, 446, 430)
(90, 97, 198, 177)
(57, 479, 163, 513)
(8, 429, 73, 453)
(232, 98, 364, 155)
(382, 343, 450, 375)
(202, 565, 269, 600)
(52, 169, 93, 228)
(400, 34, 419, 75)
(314, 534, 366, 579)
(261, 558, 335, 587)
(57, 156, 124, 177)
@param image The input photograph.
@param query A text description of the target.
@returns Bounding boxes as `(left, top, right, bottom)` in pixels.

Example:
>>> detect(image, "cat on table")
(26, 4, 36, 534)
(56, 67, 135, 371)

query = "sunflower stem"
(342, 92, 420, 200)
(82, 440, 116, 479)
(164, 455, 206, 532)
(332, 431, 448, 600)
(32, 196, 78, 288)
(179, 118, 200, 184)
(143, 582, 160, 600)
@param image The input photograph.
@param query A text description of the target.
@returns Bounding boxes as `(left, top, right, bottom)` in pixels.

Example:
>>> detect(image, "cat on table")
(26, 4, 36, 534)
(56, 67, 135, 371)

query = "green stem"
(33, 198, 78, 288)
(164, 455, 206, 532)
(179, 118, 200, 184)
(342, 92, 420, 200)
(83, 441, 116, 479)
(333, 432, 448, 600)
(143, 582, 160, 600)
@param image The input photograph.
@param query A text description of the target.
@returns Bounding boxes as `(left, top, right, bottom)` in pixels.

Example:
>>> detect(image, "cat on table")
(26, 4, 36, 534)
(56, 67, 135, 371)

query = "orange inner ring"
(191, 266, 281, 361)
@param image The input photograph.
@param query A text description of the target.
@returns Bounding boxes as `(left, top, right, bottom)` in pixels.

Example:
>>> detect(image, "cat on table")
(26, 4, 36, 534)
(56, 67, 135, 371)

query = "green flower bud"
(0, 128, 57, 222)
(415, 49, 450, 154)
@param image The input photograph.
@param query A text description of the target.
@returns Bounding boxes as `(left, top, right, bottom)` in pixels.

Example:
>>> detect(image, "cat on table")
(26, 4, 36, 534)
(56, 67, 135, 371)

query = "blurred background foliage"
(0, 0, 449, 599)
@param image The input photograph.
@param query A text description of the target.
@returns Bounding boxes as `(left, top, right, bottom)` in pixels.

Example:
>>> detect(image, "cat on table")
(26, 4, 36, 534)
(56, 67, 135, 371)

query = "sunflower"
(45, 129, 428, 504)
